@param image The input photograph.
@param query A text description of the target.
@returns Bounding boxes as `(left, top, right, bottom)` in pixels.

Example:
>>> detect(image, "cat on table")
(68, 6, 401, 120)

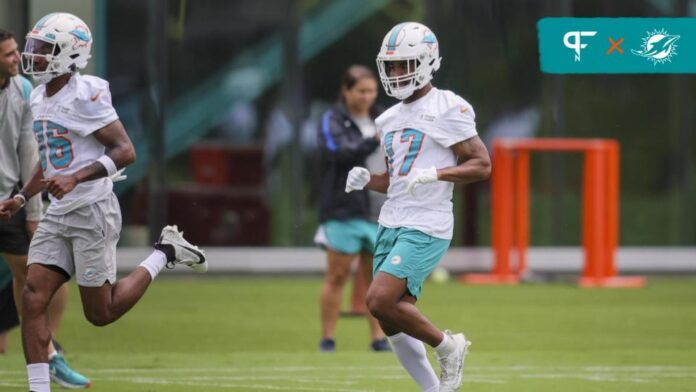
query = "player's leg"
(367, 227, 444, 345)
(358, 251, 389, 351)
(21, 263, 68, 392)
(26, 216, 92, 389)
(367, 272, 443, 345)
(366, 279, 439, 390)
(47, 284, 67, 334)
(5, 253, 68, 357)
(78, 226, 201, 327)
(76, 195, 205, 327)
(79, 232, 204, 327)
(79, 231, 204, 325)
(367, 228, 470, 391)
(319, 249, 355, 351)
(78, 267, 151, 326)
(47, 283, 68, 352)
(369, 227, 439, 390)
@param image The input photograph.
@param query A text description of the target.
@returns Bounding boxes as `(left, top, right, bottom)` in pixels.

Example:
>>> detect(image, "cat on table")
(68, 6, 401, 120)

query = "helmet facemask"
(22, 37, 67, 84)
(377, 56, 436, 101)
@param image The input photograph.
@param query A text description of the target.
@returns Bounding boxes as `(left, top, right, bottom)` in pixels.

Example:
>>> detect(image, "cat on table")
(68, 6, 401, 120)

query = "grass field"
(1, 276, 695, 391)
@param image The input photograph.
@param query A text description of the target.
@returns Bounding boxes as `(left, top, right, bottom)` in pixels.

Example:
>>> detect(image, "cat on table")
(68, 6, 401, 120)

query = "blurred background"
(1, 0, 694, 250)
(1, 1, 696, 390)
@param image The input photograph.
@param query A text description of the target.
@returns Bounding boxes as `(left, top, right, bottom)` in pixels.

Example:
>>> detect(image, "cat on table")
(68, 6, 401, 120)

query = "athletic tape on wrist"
(97, 155, 118, 177)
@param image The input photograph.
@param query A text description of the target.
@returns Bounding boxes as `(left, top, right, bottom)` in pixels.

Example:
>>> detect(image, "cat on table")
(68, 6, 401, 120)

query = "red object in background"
(131, 185, 270, 246)
(130, 143, 269, 246)
(190, 143, 264, 187)
(167, 186, 269, 246)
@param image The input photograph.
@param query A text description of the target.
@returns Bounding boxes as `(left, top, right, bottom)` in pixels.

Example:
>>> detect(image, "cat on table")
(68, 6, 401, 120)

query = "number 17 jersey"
(30, 73, 119, 215)
(375, 87, 478, 240)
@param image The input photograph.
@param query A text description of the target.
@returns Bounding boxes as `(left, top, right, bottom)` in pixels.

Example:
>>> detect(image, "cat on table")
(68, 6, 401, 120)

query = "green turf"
(1, 277, 695, 391)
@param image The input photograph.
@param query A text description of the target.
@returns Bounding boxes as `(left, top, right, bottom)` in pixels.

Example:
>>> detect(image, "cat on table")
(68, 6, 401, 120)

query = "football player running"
(0, 13, 207, 392)
(0, 26, 88, 388)
(346, 22, 491, 391)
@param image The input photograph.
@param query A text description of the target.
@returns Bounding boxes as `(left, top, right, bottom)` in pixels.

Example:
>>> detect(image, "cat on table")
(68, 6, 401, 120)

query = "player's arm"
(42, 120, 135, 200)
(0, 163, 44, 220)
(366, 172, 389, 193)
(405, 136, 491, 195)
(74, 120, 136, 183)
(365, 159, 390, 193)
(438, 136, 491, 184)
(345, 166, 390, 194)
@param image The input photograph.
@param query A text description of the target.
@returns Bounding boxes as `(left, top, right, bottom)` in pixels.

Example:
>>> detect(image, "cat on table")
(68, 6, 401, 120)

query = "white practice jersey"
(30, 73, 119, 215)
(376, 87, 478, 240)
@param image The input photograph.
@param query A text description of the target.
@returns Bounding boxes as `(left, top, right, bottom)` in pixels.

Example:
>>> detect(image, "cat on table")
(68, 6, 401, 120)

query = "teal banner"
(538, 18, 696, 73)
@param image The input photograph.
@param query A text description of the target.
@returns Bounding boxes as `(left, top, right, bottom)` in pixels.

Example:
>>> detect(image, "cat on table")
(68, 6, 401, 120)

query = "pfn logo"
(563, 31, 597, 61)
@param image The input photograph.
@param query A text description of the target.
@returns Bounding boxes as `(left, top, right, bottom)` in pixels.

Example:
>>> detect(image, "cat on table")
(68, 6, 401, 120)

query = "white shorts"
(28, 193, 121, 287)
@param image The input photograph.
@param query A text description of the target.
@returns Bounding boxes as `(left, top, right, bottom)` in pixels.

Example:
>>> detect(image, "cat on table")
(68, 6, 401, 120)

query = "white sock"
(388, 333, 439, 391)
(434, 331, 455, 356)
(138, 250, 167, 280)
(27, 363, 50, 392)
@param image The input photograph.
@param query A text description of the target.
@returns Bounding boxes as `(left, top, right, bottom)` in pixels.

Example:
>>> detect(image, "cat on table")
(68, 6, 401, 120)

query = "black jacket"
(317, 103, 381, 223)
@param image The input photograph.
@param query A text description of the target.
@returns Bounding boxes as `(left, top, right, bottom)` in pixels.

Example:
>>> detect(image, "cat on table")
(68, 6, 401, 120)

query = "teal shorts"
(373, 226, 450, 299)
(314, 219, 378, 255)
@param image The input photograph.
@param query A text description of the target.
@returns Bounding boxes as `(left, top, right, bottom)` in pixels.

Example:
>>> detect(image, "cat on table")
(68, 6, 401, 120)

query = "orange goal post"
(462, 138, 646, 288)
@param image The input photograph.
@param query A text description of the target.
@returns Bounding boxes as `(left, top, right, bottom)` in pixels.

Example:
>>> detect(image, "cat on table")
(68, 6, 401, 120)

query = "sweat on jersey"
(375, 87, 478, 240)
(0, 75, 43, 221)
(29, 73, 119, 215)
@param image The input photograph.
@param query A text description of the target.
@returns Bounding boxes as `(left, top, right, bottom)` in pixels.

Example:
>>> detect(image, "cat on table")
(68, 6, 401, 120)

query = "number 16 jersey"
(375, 87, 478, 240)
(30, 73, 119, 215)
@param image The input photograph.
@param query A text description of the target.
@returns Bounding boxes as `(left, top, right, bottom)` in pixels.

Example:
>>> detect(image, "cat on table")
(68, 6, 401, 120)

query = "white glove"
(406, 166, 439, 196)
(345, 167, 371, 193)
(109, 168, 127, 183)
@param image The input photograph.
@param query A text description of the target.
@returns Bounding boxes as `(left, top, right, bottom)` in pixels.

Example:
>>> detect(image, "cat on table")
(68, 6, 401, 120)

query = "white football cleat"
(436, 331, 471, 392)
(155, 225, 207, 273)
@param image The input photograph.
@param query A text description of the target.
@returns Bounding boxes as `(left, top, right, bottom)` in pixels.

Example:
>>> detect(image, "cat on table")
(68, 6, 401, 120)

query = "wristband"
(97, 155, 118, 177)
(13, 192, 26, 208)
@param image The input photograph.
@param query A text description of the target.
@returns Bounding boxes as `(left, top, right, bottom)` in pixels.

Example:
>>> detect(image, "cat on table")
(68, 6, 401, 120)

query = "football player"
(346, 22, 491, 391)
(0, 13, 207, 392)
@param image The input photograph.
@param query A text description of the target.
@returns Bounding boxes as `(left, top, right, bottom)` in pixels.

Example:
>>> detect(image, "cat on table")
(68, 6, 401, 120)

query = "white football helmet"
(22, 13, 92, 84)
(376, 22, 441, 100)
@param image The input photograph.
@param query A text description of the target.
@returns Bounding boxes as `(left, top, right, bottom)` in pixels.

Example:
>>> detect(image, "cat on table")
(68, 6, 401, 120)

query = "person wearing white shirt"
(345, 22, 491, 392)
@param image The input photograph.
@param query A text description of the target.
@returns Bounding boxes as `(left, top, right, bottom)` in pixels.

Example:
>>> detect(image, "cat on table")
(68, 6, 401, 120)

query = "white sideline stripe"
(0, 381, 25, 387)
(114, 246, 696, 274)
(120, 377, 373, 391)
(124, 375, 362, 384)
(2, 366, 695, 390)
(2, 365, 696, 376)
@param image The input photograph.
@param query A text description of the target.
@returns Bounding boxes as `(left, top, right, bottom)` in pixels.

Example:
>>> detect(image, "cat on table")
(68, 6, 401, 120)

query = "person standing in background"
(315, 65, 390, 352)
